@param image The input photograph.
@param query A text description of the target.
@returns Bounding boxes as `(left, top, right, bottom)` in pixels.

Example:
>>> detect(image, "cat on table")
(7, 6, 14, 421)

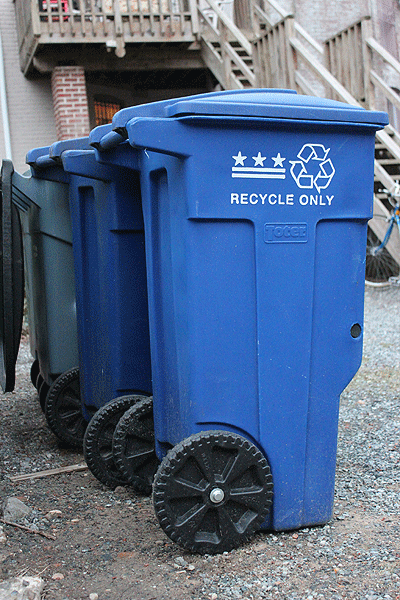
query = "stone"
(0, 576, 44, 600)
(45, 510, 62, 520)
(2, 498, 32, 522)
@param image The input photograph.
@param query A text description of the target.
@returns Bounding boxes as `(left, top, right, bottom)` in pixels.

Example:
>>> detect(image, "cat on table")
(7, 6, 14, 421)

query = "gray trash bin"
(2, 151, 78, 414)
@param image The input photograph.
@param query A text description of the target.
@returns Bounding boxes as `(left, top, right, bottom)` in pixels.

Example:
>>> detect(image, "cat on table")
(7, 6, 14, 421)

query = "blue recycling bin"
(92, 89, 387, 554)
(45, 138, 152, 487)
(49, 144, 152, 418)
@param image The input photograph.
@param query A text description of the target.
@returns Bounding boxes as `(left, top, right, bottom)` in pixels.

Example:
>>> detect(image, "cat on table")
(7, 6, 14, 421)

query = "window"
(94, 99, 122, 126)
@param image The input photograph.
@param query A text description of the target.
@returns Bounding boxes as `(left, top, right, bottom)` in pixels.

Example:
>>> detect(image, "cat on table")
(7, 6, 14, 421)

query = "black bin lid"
(0, 160, 24, 393)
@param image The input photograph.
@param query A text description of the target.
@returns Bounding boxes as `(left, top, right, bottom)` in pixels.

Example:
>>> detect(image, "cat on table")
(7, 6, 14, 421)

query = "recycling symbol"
(290, 144, 335, 193)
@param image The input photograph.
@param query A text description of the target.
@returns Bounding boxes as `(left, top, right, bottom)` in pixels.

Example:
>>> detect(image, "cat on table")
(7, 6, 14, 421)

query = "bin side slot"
(302, 218, 366, 525)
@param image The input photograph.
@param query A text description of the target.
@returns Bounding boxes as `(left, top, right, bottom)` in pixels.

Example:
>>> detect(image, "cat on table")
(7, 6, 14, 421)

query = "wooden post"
(31, 0, 41, 35)
(189, 0, 200, 36)
(221, 21, 231, 89)
(285, 16, 296, 90)
(77, 0, 87, 36)
(361, 17, 374, 109)
(113, 0, 126, 56)
(324, 39, 334, 100)
(252, 35, 262, 87)
(250, 0, 259, 38)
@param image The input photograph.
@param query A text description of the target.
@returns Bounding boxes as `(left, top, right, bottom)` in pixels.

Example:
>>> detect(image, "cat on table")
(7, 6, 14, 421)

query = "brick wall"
(51, 66, 90, 141)
(292, 0, 370, 42)
(375, 0, 400, 58)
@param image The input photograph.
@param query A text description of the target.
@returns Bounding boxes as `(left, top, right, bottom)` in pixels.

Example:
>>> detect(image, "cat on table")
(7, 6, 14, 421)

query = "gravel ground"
(0, 285, 399, 600)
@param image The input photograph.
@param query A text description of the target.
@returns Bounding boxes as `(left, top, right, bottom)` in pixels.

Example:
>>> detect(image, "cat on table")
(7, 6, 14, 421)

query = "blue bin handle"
(96, 130, 127, 151)
(34, 154, 58, 169)
(125, 117, 192, 157)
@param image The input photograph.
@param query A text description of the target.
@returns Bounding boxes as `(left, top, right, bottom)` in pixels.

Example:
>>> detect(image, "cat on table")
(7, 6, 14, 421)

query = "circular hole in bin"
(350, 323, 362, 339)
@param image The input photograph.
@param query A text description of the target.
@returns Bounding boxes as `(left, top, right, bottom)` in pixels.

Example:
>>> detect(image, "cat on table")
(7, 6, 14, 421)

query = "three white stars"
(232, 151, 286, 167)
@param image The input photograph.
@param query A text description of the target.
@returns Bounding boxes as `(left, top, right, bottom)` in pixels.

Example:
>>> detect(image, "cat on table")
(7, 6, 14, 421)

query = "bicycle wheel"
(365, 226, 400, 287)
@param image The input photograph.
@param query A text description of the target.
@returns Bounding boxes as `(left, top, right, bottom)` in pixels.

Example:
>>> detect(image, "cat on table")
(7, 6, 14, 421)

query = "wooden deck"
(15, 0, 199, 73)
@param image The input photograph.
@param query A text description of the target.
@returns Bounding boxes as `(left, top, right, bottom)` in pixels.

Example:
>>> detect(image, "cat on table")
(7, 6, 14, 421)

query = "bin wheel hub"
(209, 487, 225, 504)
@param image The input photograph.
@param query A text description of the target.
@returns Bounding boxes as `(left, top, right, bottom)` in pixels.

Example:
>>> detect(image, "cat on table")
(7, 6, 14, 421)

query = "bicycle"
(365, 184, 400, 287)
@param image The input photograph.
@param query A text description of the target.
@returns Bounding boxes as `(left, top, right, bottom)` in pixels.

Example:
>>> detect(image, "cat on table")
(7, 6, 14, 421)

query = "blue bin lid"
(111, 89, 388, 130)
(26, 145, 51, 166)
(111, 89, 291, 127)
(49, 135, 95, 160)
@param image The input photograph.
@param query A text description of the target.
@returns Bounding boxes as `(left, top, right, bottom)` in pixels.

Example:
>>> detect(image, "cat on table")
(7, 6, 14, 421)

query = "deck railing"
(325, 17, 400, 118)
(15, 0, 197, 72)
(251, 0, 347, 99)
(250, 0, 400, 267)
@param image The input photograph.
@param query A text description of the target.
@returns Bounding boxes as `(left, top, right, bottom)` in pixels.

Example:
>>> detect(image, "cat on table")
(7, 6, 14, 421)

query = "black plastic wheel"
(83, 395, 147, 489)
(45, 367, 87, 447)
(30, 359, 40, 388)
(113, 397, 159, 495)
(153, 430, 273, 555)
(0, 160, 24, 393)
(38, 378, 50, 412)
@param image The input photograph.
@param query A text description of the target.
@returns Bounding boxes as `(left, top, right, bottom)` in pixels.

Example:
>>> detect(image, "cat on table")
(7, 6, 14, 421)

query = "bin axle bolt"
(209, 488, 225, 504)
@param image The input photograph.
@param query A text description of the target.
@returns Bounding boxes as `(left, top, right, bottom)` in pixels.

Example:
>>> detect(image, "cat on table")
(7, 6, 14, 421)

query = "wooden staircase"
(197, 0, 255, 88)
(197, 0, 400, 275)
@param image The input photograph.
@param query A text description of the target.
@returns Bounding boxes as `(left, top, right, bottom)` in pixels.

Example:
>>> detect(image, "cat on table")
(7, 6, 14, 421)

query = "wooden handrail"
(294, 22, 323, 55)
(16, 0, 197, 58)
(289, 36, 359, 106)
(325, 15, 371, 41)
(252, 3, 276, 28)
(198, 6, 221, 35)
(259, 0, 323, 54)
(366, 36, 400, 77)
(289, 35, 400, 168)
(370, 70, 400, 113)
(262, 0, 290, 19)
(200, 0, 252, 55)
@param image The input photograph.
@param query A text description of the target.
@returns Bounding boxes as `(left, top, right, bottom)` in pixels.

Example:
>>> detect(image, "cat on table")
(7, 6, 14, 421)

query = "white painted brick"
(0, 0, 57, 171)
